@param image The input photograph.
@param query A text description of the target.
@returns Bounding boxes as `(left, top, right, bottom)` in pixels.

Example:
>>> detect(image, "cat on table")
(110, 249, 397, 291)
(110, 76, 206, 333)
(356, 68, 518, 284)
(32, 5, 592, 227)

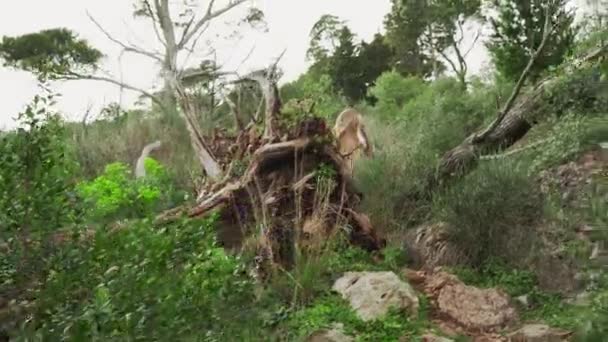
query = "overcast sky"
(0, 0, 593, 130)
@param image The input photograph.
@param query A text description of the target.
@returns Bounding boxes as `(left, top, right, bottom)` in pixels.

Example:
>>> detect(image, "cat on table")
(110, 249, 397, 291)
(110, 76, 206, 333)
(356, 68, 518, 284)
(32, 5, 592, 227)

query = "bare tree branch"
(62, 72, 168, 112)
(87, 11, 164, 63)
(463, 29, 481, 58)
(241, 49, 287, 140)
(472, 4, 558, 144)
(178, 0, 248, 49)
(141, 0, 167, 47)
(178, 0, 215, 47)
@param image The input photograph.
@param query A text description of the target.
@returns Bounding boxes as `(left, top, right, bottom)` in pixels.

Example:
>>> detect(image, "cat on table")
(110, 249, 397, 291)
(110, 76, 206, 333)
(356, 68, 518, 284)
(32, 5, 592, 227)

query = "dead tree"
(80, 1, 258, 182)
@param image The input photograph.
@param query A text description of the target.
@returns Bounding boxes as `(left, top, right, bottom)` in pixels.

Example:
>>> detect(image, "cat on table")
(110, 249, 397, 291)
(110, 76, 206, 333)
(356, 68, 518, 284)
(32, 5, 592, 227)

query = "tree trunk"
(435, 80, 548, 183)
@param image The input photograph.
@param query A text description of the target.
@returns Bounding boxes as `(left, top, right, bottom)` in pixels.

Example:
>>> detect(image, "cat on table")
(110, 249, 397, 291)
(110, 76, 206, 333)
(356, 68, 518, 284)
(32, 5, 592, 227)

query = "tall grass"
(66, 110, 201, 191)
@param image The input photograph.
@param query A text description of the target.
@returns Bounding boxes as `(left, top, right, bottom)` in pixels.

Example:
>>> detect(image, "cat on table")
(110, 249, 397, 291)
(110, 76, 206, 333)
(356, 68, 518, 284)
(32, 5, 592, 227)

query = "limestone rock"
(307, 323, 354, 342)
(424, 271, 518, 332)
(332, 271, 419, 321)
(507, 324, 571, 342)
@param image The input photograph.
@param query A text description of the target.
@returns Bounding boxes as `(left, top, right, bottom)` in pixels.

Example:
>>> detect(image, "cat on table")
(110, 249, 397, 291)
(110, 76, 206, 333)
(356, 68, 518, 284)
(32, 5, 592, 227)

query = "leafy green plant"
(76, 158, 177, 222)
(367, 71, 427, 119)
(16, 215, 263, 341)
(281, 294, 429, 341)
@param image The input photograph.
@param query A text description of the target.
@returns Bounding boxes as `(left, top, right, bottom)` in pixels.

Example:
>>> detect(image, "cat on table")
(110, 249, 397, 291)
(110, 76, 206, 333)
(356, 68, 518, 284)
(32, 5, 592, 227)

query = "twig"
(178, 0, 248, 48)
(86, 11, 164, 63)
(62, 72, 168, 113)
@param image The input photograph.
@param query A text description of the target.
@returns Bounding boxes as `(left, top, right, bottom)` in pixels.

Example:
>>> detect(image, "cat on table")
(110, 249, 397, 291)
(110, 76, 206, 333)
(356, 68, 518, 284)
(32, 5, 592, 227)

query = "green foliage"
(307, 14, 348, 62)
(0, 91, 79, 236)
(16, 216, 261, 341)
(0, 88, 82, 336)
(368, 71, 427, 119)
(486, 0, 577, 82)
(356, 76, 493, 230)
(76, 158, 176, 222)
(66, 108, 200, 192)
(384, 0, 437, 77)
(453, 260, 538, 297)
(280, 73, 345, 119)
(305, 16, 393, 104)
(0, 28, 102, 79)
(432, 161, 543, 266)
(281, 294, 429, 341)
(525, 113, 600, 174)
(575, 276, 608, 341)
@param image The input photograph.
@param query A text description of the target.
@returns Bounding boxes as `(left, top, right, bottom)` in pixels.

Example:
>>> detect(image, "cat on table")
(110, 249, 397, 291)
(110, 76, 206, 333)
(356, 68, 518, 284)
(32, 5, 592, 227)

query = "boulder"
(332, 271, 419, 321)
(507, 324, 571, 342)
(307, 323, 354, 342)
(424, 271, 518, 332)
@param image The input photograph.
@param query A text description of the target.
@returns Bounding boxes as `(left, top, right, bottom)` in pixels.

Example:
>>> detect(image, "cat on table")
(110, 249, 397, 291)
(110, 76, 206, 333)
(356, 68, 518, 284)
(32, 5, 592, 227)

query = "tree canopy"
(0, 28, 102, 79)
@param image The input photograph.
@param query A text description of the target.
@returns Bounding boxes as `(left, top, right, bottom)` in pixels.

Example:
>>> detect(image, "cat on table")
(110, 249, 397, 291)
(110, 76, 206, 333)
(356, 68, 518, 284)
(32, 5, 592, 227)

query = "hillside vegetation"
(1, 0, 607, 341)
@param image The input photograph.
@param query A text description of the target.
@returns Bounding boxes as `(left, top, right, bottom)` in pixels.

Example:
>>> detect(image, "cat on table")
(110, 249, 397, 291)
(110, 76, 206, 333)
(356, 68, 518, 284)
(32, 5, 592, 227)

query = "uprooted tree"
(0, 1, 384, 279)
(428, 1, 608, 190)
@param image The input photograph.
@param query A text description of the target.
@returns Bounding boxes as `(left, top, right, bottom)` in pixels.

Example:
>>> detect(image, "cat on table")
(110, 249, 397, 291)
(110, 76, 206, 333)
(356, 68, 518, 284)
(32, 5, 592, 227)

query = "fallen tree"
(156, 62, 385, 280)
(429, 5, 608, 189)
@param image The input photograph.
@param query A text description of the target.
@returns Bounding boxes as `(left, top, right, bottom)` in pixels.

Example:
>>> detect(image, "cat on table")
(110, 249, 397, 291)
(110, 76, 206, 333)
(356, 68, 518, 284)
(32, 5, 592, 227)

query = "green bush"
(367, 71, 427, 120)
(76, 158, 182, 222)
(0, 91, 80, 236)
(17, 215, 262, 341)
(432, 160, 543, 267)
(355, 76, 496, 232)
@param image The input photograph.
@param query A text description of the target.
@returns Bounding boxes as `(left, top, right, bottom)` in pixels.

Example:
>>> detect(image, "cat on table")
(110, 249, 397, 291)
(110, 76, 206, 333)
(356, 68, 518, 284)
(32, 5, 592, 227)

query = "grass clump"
(278, 294, 430, 341)
(432, 160, 543, 267)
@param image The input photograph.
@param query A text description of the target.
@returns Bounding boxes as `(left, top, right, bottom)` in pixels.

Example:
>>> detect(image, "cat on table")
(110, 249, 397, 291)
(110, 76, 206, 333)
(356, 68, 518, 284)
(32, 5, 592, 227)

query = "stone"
(424, 271, 518, 332)
(332, 271, 419, 321)
(307, 323, 354, 342)
(507, 324, 571, 342)
(515, 295, 530, 308)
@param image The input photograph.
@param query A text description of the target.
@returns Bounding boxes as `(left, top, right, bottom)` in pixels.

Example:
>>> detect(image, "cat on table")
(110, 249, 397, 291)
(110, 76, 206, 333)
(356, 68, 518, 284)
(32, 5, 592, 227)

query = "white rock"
(332, 271, 419, 321)
(307, 323, 354, 342)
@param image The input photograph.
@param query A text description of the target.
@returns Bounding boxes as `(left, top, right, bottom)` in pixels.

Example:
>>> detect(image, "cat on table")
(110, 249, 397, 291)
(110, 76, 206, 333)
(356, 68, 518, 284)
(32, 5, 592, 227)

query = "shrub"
(66, 109, 201, 192)
(367, 71, 427, 119)
(432, 160, 543, 267)
(355, 76, 496, 232)
(17, 215, 262, 341)
(0, 91, 80, 236)
(76, 158, 182, 222)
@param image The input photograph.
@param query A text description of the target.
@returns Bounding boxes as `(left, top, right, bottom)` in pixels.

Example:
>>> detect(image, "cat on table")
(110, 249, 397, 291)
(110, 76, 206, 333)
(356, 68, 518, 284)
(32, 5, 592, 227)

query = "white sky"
(0, 0, 594, 130)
